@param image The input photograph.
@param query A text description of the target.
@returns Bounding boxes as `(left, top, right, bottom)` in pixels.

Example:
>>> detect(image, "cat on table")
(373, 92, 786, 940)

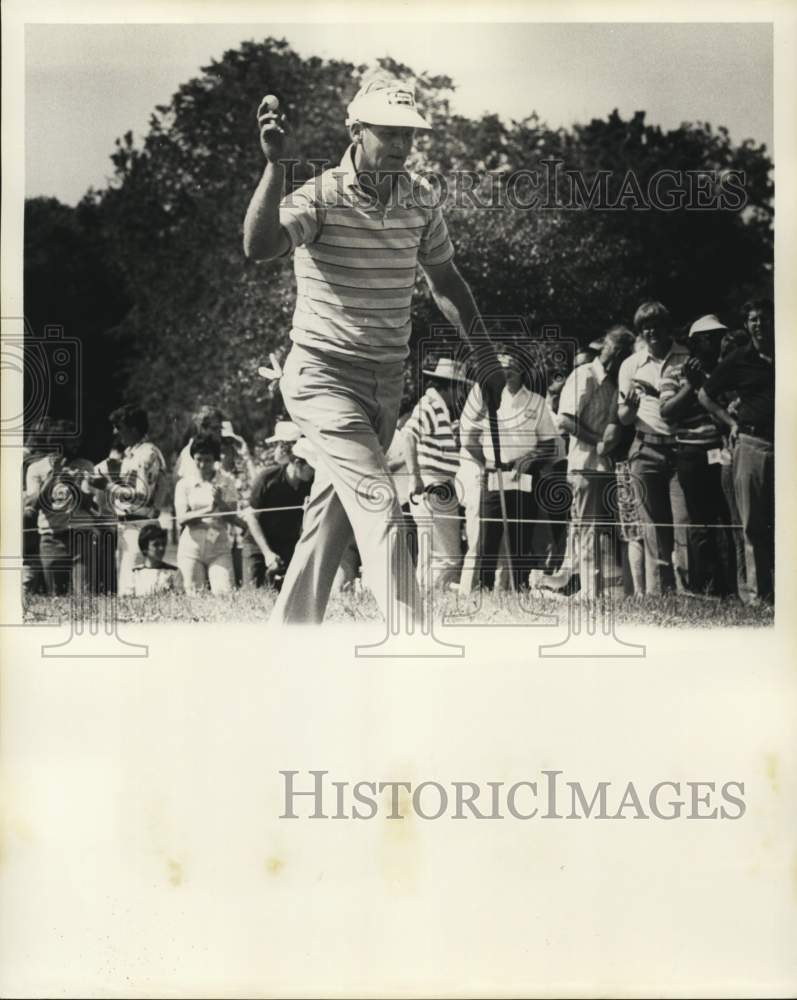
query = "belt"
(737, 424, 773, 443)
(637, 432, 676, 447)
(116, 513, 154, 523)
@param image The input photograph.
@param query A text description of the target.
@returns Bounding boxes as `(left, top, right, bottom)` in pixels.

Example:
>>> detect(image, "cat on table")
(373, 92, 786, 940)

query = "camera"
(1, 317, 82, 444)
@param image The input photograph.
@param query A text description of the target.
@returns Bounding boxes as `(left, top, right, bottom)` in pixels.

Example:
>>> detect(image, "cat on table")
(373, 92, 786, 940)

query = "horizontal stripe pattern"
(405, 387, 460, 481)
(659, 367, 723, 445)
(279, 147, 454, 363)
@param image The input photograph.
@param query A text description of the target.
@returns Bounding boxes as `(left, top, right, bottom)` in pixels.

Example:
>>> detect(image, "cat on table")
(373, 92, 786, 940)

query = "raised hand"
(257, 94, 289, 161)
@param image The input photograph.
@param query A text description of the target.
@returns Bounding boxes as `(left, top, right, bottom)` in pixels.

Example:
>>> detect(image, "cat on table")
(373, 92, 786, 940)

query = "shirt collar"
(336, 145, 415, 208)
(591, 357, 608, 384)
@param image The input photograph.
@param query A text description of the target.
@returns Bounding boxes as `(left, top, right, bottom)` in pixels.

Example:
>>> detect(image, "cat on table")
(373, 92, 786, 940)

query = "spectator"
(242, 437, 315, 589)
(404, 358, 470, 593)
(618, 301, 690, 594)
(266, 420, 302, 467)
(557, 326, 635, 598)
(174, 432, 238, 594)
(109, 404, 169, 596)
(24, 429, 96, 596)
(175, 406, 225, 481)
(716, 328, 752, 601)
(220, 425, 257, 587)
(660, 314, 736, 596)
(463, 347, 563, 591)
(131, 523, 182, 596)
(699, 298, 775, 605)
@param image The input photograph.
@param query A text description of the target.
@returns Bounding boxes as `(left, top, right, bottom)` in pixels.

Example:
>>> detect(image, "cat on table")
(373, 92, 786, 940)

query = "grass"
(22, 585, 774, 628)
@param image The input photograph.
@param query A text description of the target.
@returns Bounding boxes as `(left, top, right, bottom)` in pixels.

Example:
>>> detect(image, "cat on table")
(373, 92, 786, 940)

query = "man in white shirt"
(461, 348, 563, 590)
(558, 326, 635, 598)
(617, 301, 689, 594)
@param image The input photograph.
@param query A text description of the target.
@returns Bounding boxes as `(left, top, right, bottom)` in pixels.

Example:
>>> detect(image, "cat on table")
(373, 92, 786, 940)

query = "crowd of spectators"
(21, 297, 775, 610)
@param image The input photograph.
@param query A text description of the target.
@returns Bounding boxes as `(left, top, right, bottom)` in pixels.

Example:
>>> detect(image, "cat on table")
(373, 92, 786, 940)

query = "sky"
(25, 21, 773, 205)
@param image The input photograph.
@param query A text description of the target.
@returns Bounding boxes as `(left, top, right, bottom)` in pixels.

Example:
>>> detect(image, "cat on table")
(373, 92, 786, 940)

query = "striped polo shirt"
(404, 387, 460, 485)
(659, 364, 723, 446)
(278, 145, 454, 365)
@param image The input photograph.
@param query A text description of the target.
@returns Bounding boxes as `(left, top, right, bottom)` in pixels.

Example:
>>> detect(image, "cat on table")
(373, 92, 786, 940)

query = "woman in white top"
(174, 433, 239, 594)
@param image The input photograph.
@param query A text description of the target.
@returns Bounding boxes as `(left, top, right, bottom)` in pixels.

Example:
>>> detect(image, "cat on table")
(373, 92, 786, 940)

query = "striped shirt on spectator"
(404, 387, 460, 485)
(278, 145, 455, 365)
(659, 364, 723, 446)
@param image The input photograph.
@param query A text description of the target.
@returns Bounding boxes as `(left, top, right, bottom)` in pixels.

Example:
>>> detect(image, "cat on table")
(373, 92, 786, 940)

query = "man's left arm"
(422, 259, 500, 401)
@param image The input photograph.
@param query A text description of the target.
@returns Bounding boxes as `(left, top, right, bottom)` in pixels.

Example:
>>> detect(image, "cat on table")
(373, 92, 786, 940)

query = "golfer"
(243, 74, 497, 623)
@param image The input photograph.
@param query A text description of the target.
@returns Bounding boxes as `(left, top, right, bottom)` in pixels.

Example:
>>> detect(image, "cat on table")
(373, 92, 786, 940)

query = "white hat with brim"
(266, 420, 301, 444)
(689, 314, 728, 337)
(346, 84, 432, 131)
(422, 358, 473, 382)
(291, 437, 317, 467)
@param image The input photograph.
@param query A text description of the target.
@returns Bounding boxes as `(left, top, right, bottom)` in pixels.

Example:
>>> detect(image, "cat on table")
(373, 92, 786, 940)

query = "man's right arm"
(243, 98, 293, 261)
(243, 162, 291, 261)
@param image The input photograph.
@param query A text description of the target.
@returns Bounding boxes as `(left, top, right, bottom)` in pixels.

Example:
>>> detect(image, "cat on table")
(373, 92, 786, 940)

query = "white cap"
(266, 420, 301, 444)
(291, 437, 317, 467)
(689, 314, 728, 337)
(422, 357, 473, 382)
(346, 78, 432, 131)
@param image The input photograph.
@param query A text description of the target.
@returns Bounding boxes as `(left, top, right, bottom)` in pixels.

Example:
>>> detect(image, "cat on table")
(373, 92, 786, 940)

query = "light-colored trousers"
(117, 523, 145, 596)
(177, 524, 234, 594)
(271, 345, 419, 624)
(412, 480, 462, 592)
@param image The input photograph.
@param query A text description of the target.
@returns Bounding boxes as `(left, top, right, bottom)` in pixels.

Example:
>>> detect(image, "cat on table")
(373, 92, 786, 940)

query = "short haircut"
(742, 297, 774, 321)
(193, 405, 225, 431)
(190, 431, 221, 460)
(633, 300, 671, 332)
(109, 404, 149, 436)
(138, 522, 168, 555)
(603, 324, 636, 352)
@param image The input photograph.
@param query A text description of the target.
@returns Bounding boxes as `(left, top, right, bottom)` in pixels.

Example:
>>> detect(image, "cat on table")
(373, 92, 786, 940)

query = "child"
(131, 523, 182, 596)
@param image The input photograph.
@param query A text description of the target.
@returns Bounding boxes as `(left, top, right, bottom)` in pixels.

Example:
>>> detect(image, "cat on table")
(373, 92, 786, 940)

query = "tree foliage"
(25, 37, 773, 456)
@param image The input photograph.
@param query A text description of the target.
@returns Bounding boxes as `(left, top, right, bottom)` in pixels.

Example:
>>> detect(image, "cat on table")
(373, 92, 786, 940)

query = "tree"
(28, 38, 772, 451)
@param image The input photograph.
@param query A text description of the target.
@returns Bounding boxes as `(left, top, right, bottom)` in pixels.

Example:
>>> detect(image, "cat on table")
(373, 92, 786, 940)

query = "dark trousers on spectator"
(628, 438, 680, 595)
(676, 445, 736, 596)
(733, 433, 774, 604)
(721, 461, 749, 601)
(39, 532, 71, 595)
(241, 541, 298, 591)
(241, 542, 267, 588)
(480, 487, 549, 590)
(23, 510, 43, 595)
(39, 527, 118, 596)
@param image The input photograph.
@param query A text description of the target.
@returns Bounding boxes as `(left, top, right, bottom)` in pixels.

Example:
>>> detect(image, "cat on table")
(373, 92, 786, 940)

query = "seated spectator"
(175, 406, 225, 481)
(660, 314, 736, 596)
(131, 523, 182, 596)
(404, 358, 470, 593)
(24, 428, 96, 596)
(462, 346, 563, 591)
(557, 326, 636, 598)
(698, 298, 775, 605)
(617, 301, 690, 595)
(174, 432, 238, 594)
(241, 437, 315, 589)
(109, 404, 169, 596)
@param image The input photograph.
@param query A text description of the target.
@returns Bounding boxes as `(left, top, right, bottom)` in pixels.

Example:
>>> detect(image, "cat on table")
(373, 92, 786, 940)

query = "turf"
(22, 586, 774, 628)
